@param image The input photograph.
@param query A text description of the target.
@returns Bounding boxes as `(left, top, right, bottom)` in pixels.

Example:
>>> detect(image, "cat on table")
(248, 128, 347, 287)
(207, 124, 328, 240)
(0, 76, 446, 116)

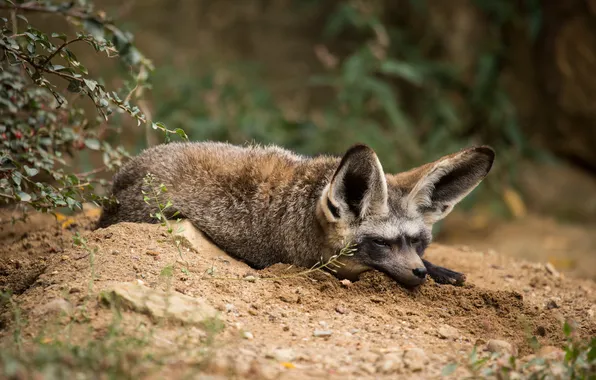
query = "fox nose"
(412, 267, 427, 279)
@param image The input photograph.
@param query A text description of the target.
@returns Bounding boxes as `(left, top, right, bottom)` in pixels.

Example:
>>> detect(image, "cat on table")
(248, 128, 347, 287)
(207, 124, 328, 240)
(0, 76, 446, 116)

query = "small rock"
(225, 303, 236, 313)
(267, 348, 296, 362)
(319, 321, 328, 328)
(35, 298, 72, 316)
(359, 363, 376, 375)
(146, 250, 159, 256)
(335, 305, 349, 314)
(69, 287, 81, 294)
(350, 328, 360, 334)
(111, 250, 120, 255)
(279, 294, 299, 303)
(437, 324, 459, 340)
(377, 353, 403, 374)
(486, 339, 516, 355)
(403, 348, 428, 372)
(588, 306, 596, 320)
(313, 330, 333, 337)
(340, 279, 352, 287)
(102, 282, 218, 326)
(243, 275, 257, 283)
(283, 326, 290, 331)
(60, 255, 69, 261)
(545, 263, 559, 277)
(248, 308, 258, 316)
(104, 232, 113, 239)
(545, 299, 559, 310)
(242, 331, 254, 340)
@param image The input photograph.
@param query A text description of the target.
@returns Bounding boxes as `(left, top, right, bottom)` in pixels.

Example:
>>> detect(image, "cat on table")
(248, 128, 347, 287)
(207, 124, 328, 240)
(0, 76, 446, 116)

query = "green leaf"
(11, 172, 21, 187)
(51, 33, 67, 42)
(24, 165, 39, 177)
(84, 138, 101, 150)
(16, 191, 31, 202)
(379, 60, 424, 85)
(67, 80, 81, 93)
(174, 128, 188, 140)
(83, 79, 97, 92)
(563, 322, 572, 337)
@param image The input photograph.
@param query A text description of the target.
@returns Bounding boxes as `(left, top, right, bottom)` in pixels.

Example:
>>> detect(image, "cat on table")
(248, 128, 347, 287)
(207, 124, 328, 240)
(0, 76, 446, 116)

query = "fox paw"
(428, 266, 466, 286)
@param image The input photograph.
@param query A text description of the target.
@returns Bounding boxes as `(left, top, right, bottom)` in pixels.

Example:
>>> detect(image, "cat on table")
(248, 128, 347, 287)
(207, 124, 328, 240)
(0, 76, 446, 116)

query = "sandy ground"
(0, 208, 595, 379)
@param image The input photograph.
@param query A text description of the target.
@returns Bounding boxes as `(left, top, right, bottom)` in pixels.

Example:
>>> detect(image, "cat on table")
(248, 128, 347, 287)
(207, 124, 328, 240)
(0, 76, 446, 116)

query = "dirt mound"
(0, 212, 594, 378)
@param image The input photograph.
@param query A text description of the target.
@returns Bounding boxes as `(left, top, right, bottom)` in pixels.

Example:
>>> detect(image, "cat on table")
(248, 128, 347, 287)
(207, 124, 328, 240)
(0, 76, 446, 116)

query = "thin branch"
(41, 37, 84, 68)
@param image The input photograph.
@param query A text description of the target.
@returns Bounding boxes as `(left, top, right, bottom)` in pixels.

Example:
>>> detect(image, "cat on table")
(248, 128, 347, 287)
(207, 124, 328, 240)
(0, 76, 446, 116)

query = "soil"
(0, 208, 595, 379)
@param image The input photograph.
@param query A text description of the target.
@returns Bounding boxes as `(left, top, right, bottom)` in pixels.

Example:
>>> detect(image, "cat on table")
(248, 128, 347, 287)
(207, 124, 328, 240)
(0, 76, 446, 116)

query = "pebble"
(243, 275, 257, 283)
(225, 303, 236, 313)
(588, 306, 596, 320)
(377, 353, 403, 374)
(267, 348, 296, 362)
(313, 330, 333, 337)
(319, 321, 328, 328)
(34, 298, 73, 317)
(545, 299, 559, 310)
(359, 363, 376, 375)
(486, 339, 516, 355)
(437, 324, 459, 340)
(403, 348, 428, 372)
(242, 331, 254, 340)
(335, 305, 349, 314)
(545, 263, 560, 277)
(111, 250, 120, 255)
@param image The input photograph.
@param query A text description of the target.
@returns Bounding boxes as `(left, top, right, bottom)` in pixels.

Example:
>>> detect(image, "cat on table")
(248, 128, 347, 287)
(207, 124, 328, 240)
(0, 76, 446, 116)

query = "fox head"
(316, 144, 495, 288)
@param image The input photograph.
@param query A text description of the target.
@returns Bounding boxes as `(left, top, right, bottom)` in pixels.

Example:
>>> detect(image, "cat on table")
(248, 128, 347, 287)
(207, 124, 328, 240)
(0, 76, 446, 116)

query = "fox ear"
(321, 144, 388, 222)
(404, 146, 495, 224)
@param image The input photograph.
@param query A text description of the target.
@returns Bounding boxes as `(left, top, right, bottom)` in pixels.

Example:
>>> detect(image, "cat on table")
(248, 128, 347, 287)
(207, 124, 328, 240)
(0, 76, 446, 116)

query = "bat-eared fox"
(97, 142, 495, 288)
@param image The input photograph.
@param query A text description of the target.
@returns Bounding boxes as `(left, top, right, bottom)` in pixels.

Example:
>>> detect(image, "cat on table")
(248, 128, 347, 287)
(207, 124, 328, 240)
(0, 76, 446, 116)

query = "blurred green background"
(88, 0, 596, 221)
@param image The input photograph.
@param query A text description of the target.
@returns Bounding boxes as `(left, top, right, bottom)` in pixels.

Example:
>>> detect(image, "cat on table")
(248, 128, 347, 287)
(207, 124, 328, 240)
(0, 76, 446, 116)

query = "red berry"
(14, 131, 22, 139)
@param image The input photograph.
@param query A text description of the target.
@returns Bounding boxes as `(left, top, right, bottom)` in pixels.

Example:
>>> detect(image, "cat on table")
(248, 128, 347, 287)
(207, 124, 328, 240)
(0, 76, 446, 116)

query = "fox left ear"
(403, 146, 495, 224)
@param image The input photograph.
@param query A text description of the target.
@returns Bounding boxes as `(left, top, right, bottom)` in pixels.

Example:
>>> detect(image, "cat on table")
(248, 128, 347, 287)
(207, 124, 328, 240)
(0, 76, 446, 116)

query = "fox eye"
(372, 238, 391, 248)
(409, 237, 421, 245)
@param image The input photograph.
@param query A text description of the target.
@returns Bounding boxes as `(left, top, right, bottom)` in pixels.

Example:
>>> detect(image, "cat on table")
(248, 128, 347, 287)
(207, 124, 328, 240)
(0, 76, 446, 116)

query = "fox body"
(97, 142, 494, 288)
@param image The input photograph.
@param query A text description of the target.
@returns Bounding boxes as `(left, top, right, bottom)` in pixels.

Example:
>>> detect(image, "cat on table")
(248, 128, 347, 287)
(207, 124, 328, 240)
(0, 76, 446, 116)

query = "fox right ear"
(320, 144, 388, 222)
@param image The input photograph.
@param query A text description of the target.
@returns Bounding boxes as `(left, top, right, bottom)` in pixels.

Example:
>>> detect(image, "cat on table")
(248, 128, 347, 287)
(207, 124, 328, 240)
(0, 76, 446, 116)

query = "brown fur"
(97, 141, 495, 288)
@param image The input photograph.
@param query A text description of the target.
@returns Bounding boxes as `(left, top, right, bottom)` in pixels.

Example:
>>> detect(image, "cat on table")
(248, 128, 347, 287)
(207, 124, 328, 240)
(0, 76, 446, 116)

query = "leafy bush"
(0, 0, 183, 219)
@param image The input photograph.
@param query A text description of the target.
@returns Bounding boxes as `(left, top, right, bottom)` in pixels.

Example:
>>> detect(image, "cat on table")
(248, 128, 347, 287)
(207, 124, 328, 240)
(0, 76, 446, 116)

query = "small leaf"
(174, 128, 188, 140)
(16, 191, 31, 202)
(563, 322, 572, 337)
(11, 172, 21, 186)
(84, 138, 101, 150)
(67, 80, 81, 93)
(83, 79, 97, 92)
(24, 165, 39, 177)
(51, 33, 67, 42)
